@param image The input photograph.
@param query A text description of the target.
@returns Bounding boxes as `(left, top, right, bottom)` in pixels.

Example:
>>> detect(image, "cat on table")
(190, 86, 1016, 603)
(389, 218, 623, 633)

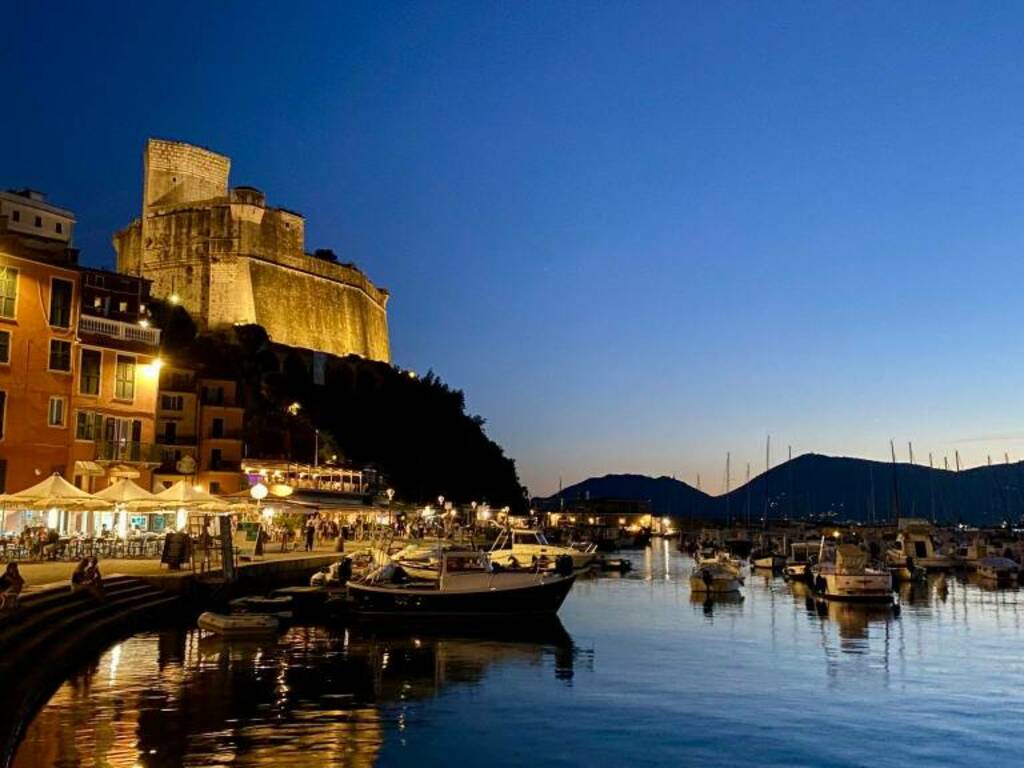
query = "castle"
(114, 139, 390, 361)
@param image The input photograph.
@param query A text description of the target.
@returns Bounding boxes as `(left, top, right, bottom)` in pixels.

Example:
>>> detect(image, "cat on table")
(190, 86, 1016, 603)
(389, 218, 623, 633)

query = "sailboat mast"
(745, 463, 751, 526)
(764, 435, 771, 526)
(928, 453, 936, 523)
(890, 439, 901, 525)
(725, 453, 731, 525)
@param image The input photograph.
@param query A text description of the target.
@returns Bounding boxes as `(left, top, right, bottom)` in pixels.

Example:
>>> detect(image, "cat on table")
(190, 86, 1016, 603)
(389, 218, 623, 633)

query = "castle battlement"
(114, 139, 390, 362)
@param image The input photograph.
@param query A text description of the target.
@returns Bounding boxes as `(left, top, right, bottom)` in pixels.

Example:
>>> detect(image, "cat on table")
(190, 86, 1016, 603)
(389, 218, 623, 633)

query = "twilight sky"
(5, 2, 1024, 495)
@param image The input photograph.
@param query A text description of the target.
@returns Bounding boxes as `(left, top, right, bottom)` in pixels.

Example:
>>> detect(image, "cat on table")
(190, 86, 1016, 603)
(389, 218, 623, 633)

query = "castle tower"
(115, 139, 390, 362)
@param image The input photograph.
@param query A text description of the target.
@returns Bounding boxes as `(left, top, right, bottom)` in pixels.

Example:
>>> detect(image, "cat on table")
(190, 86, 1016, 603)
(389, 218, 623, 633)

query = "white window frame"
(47, 396, 67, 428)
(47, 338, 73, 374)
(0, 266, 18, 320)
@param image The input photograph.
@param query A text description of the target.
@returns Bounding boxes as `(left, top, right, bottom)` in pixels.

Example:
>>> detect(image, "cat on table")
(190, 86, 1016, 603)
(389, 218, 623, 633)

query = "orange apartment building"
(153, 367, 245, 495)
(0, 189, 161, 500)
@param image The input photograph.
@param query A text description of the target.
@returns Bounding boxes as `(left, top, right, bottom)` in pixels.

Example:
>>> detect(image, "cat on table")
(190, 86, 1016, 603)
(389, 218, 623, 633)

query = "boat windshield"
(514, 531, 546, 545)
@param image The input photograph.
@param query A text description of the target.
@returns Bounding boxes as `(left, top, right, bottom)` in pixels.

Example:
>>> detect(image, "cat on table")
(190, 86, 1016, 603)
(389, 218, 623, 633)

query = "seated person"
(0, 563, 25, 610)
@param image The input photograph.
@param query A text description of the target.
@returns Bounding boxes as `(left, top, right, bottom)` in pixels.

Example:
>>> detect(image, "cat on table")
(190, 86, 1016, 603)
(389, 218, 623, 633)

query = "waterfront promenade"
(14, 543, 343, 593)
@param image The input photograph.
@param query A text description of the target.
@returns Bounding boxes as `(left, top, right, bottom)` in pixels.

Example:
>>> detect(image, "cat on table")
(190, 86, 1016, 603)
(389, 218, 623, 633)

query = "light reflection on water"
(15, 540, 1024, 767)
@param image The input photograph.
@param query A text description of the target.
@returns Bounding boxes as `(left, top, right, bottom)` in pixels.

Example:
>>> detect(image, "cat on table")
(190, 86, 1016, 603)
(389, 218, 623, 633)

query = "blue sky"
(5, 2, 1024, 495)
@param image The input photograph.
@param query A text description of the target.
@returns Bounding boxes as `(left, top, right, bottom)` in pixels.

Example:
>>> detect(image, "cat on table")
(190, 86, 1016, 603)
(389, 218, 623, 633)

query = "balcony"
(79, 313, 161, 346)
(94, 440, 163, 463)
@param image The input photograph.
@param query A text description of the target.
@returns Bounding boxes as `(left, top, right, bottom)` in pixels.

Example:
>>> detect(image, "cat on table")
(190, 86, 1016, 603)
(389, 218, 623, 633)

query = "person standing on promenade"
(304, 518, 316, 552)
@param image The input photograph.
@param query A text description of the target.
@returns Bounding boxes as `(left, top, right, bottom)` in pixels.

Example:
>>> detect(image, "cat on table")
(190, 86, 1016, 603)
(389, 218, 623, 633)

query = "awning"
(74, 461, 105, 477)
(108, 464, 141, 479)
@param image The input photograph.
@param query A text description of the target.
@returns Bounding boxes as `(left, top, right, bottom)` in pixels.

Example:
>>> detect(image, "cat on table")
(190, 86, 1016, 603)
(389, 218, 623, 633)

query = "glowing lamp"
(250, 483, 269, 501)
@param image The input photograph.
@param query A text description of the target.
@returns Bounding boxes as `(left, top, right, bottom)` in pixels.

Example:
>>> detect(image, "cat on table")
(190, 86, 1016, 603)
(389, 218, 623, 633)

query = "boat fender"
(338, 557, 354, 583)
(701, 568, 714, 588)
(555, 554, 574, 576)
(508, 555, 520, 570)
(814, 576, 827, 595)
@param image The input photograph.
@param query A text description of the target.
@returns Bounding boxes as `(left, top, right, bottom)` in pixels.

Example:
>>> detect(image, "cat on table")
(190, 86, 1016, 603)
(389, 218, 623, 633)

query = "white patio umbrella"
(152, 480, 229, 510)
(94, 478, 160, 507)
(4, 473, 107, 508)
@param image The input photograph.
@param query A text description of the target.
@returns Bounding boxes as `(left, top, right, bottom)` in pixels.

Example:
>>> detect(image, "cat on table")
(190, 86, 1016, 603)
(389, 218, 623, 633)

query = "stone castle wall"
(143, 139, 230, 209)
(115, 139, 390, 362)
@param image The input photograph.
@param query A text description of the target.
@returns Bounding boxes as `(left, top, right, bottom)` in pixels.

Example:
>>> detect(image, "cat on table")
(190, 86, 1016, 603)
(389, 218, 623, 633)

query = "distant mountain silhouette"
(543, 454, 1024, 525)
(545, 473, 713, 518)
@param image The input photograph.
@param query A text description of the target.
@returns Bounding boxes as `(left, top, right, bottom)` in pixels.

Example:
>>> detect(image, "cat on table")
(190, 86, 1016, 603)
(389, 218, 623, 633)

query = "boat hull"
(347, 573, 577, 615)
(197, 611, 279, 637)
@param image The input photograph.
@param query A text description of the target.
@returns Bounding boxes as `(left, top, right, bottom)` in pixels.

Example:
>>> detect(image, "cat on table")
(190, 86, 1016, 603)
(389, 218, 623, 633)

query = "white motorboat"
(783, 542, 817, 581)
(752, 553, 786, 570)
(696, 547, 743, 575)
(197, 611, 279, 637)
(349, 551, 577, 615)
(690, 563, 743, 594)
(886, 519, 955, 572)
(812, 543, 893, 603)
(975, 556, 1019, 585)
(954, 538, 990, 570)
(390, 541, 464, 580)
(489, 528, 597, 570)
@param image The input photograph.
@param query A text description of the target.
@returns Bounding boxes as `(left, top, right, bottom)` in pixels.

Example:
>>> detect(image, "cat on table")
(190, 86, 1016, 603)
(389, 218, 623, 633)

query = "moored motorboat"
(197, 611, 279, 637)
(752, 553, 786, 570)
(347, 551, 577, 615)
(886, 520, 955, 572)
(975, 556, 1019, 585)
(783, 542, 817, 581)
(812, 543, 893, 603)
(489, 528, 597, 570)
(690, 564, 743, 594)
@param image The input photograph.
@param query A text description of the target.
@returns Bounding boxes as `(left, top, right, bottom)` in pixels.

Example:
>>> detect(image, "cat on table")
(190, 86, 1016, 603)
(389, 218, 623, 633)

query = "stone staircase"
(0, 576, 182, 767)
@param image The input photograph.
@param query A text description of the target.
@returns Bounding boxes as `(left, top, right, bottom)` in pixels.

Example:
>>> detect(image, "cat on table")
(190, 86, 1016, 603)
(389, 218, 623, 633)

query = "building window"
(0, 391, 6, 440)
(210, 482, 221, 494)
(114, 355, 135, 400)
(160, 394, 183, 411)
(55, 222, 63, 234)
(162, 421, 177, 443)
(47, 396, 66, 427)
(75, 411, 103, 441)
(118, 300, 128, 313)
(49, 278, 73, 328)
(34, 216, 42, 228)
(212, 417, 224, 438)
(48, 339, 72, 372)
(10, 210, 19, 223)
(0, 330, 9, 364)
(211, 448, 222, 470)
(0, 266, 17, 318)
(79, 349, 101, 395)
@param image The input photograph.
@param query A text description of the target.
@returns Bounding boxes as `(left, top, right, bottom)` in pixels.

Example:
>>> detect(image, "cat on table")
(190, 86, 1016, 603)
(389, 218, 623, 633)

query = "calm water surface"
(15, 542, 1024, 767)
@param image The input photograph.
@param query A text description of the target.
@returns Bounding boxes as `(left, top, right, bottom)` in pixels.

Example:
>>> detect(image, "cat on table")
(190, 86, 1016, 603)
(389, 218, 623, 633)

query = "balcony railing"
(79, 313, 161, 346)
(94, 440, 163, 463)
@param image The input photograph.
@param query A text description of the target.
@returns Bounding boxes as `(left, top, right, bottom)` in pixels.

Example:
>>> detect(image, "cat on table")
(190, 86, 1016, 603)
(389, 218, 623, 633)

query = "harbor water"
(14, 541, 1024, 767)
